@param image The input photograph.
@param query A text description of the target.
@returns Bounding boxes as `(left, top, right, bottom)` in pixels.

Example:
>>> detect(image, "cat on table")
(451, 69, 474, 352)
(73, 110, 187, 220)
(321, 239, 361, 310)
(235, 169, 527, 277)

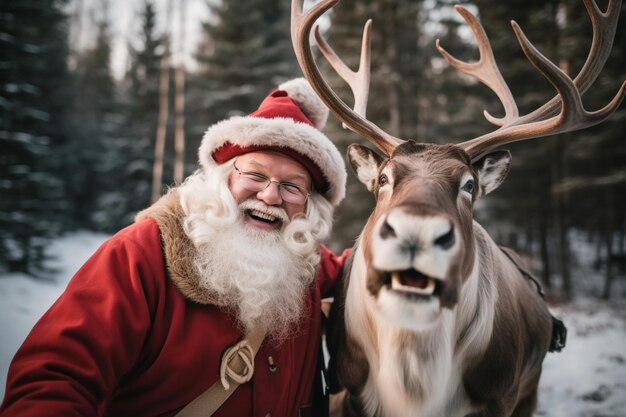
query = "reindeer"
(291, 0, 625, 416)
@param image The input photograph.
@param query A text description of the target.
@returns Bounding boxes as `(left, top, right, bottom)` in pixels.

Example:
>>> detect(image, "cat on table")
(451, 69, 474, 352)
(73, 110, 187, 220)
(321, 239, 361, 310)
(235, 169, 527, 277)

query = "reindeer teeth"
(391, 272, 437, 296)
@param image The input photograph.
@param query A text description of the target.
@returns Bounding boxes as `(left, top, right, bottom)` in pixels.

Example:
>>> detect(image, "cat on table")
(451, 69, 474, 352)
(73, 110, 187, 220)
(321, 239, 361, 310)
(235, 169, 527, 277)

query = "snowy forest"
(1, 0, 625, 301)
(2, 0, 626, 414)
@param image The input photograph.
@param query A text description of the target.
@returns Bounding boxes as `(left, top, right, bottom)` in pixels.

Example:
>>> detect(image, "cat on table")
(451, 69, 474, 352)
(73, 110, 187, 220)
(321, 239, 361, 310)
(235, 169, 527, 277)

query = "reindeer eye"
(379, 174, 389, 186)
(462, 180, 474, 194)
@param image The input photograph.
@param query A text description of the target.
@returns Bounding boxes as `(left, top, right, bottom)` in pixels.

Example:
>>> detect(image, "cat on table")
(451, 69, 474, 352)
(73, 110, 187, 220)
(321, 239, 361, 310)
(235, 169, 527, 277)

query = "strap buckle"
(220, 339, 255, 389)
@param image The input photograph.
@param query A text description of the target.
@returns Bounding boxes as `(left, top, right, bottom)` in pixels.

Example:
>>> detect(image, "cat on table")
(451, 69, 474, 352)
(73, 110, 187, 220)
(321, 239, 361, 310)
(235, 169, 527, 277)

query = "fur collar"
(135, 190, 221, 305)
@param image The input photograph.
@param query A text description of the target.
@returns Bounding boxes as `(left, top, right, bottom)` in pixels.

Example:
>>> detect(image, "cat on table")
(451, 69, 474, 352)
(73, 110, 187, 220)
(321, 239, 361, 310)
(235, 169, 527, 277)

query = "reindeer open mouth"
(386, 269, 442, 299)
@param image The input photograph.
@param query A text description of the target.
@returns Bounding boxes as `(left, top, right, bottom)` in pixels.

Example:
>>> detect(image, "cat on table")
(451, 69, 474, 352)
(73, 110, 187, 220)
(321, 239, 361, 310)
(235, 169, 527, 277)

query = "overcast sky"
(69, 0, 467, 80)
(72, 0, 209, 79)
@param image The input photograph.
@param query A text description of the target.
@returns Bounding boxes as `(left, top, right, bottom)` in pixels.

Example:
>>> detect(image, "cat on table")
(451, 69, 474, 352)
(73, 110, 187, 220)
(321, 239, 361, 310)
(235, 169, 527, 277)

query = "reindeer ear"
(473, 150, 511, 196)
(348, 144, 385, 192)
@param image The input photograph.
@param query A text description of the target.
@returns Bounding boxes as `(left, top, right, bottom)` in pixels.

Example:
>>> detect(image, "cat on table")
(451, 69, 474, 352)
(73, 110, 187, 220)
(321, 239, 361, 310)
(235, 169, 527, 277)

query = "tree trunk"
(554, 135, 571, 300)
(538, 210, 552, 290)
(68, 0, 84, 71)
(151, 0, 174, 203)
(535, 156, 552, 290)
(173, 0, 186, 185)
(602, 189, 615, 300)
(383, 8, 400, 137)
(554, 4, 571, 299)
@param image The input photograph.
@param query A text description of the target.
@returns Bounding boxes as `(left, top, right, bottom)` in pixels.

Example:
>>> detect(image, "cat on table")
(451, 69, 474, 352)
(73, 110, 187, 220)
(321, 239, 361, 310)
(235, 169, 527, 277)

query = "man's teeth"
(391, 272, 436, 295)
(249, 209, 278, 222)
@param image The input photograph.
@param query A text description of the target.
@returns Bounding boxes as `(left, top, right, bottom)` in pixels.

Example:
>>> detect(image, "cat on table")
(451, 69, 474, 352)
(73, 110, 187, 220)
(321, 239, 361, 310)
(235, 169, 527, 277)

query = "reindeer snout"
(379, 218, 397, 239)
(372, 208, 459, 278)
(434, 224, 455, 249)
(379, 216, 455, 255)
(378, 210, 455, 252)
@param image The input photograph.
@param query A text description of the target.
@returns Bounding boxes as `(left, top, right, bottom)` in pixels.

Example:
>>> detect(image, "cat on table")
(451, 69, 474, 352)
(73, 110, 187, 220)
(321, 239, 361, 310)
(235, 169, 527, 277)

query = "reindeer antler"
(291, 0, 404, 156)
(438, 0, 626, 161)
(292, 0, 624, 162)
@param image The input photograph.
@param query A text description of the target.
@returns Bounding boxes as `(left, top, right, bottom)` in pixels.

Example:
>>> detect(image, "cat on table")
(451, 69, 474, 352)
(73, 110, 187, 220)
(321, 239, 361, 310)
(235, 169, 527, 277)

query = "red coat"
(0, 198, 348, 417)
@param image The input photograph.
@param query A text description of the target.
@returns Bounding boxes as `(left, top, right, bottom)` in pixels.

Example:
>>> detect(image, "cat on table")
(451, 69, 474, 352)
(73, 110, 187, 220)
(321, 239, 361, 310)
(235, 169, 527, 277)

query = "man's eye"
(281, 183, 303, 195)
(245, 173, 268, 182)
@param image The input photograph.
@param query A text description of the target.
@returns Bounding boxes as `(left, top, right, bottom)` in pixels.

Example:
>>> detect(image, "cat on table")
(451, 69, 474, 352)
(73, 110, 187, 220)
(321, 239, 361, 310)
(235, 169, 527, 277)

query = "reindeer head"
(348, 142, 511, 327)
(291, 0, 624, 329)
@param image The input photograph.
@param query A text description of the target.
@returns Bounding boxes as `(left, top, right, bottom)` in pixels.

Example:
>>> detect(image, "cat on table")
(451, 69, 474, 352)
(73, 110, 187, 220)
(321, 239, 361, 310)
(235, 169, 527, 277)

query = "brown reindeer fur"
(327, 143, 557, 417)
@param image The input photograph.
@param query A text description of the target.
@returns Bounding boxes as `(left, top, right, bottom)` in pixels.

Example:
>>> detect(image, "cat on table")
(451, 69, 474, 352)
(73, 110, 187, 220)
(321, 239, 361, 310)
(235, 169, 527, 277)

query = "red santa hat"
(199, 78, 346, 206)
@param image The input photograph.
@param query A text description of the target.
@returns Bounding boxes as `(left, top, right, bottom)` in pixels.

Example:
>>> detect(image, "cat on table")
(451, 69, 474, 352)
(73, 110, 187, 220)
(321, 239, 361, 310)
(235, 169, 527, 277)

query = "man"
(0, 78, 349, 417)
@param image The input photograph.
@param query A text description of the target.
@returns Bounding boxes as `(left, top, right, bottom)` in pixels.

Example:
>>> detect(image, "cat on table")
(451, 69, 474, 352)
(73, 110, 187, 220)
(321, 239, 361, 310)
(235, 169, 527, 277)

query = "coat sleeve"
(317, 245, 351, 298)
(0, 223, 164, 416)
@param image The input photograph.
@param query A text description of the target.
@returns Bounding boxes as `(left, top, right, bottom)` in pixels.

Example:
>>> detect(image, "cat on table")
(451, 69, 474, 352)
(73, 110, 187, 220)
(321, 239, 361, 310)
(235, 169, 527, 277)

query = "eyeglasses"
(233, 163, 310, 205)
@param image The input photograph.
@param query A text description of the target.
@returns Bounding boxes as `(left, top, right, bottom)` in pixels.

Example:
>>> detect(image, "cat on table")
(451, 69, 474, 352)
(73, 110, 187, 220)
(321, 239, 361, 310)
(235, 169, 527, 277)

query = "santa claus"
(1, 78, 348, 417)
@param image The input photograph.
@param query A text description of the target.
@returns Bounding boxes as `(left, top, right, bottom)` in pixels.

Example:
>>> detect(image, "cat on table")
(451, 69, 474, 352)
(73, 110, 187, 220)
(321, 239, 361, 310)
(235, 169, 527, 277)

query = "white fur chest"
(371, 314, 473, 417)
(344, 247, 490, 417)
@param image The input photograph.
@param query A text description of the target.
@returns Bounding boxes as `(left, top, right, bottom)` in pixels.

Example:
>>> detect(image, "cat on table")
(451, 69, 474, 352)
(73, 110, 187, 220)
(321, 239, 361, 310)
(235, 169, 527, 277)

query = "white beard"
(191, 200, 318, 344)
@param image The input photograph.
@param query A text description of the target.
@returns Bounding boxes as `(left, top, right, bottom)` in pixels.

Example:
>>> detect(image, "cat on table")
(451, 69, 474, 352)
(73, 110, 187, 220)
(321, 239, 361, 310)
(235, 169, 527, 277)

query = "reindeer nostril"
(380, 219, 396, 239)
(434, 225, 455, 249)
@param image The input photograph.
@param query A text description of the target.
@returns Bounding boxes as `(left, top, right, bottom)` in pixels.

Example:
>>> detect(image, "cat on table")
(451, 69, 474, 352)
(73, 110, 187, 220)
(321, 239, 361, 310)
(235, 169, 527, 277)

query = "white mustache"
(239, 199, 290, 223)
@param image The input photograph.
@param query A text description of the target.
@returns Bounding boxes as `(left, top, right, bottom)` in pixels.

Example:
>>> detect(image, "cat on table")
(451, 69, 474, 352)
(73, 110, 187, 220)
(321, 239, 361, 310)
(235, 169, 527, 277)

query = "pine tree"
(119, 0, 164, 224)
(319, 0, 424, 250)
(187, 0, 300, 161)
(459, 0, 571, 295)
(0, 0, 72, 275)
(257, 0, 300, 86)
(443, 0, 626, 299)
(195, 0, 268, 119)
(64, 10, 121, 231)
(553, 1, 626, 298)
(127, 0, 162, 118)
(421, 0, 495, 143)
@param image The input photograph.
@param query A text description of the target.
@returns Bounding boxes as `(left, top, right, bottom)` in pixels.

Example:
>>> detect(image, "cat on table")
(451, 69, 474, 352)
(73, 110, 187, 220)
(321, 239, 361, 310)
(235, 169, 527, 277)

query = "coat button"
(267, 356, 278, 373)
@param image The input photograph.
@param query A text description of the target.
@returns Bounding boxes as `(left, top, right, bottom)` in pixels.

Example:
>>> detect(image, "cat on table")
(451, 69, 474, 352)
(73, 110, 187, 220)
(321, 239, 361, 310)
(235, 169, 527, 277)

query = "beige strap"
(175, 329, 266, 417)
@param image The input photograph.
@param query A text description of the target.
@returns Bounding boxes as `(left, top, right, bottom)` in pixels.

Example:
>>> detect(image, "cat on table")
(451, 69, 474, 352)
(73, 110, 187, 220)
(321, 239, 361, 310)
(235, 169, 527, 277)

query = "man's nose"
(256, 181, 283, 205)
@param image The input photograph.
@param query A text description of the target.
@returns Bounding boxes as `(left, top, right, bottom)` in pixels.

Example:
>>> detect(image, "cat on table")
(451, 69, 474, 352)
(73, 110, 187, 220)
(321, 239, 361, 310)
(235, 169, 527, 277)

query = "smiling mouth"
(246, 209, 281, 225)
(385, 269, 442, 299)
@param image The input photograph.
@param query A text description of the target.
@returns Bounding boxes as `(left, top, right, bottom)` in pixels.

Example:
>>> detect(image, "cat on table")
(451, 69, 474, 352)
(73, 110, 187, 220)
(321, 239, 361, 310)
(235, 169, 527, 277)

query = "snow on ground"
(0, 231, 109, 401)
(537, 299, 626, 417)
(1, 232, 625, 416)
